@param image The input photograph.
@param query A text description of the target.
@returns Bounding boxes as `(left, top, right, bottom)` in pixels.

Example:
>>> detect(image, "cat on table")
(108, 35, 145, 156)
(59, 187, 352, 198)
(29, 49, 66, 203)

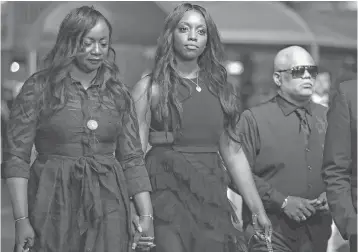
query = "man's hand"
(282, 196, 317, 222)
(309, 192, 329, 212)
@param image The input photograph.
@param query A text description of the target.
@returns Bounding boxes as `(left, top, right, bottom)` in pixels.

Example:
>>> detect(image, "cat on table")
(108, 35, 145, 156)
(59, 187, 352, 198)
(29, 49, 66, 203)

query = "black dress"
(146, 73, 246, 252)
(2, 74, 152, 252)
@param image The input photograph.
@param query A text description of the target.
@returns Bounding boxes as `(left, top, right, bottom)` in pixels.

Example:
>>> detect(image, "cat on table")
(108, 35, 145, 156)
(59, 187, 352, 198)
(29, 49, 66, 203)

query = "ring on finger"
(140, 236, 154, 241)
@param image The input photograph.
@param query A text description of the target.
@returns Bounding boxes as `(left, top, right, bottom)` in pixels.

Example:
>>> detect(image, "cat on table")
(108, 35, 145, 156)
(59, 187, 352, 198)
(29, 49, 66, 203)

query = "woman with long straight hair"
(132, 3, 271, 252)
(3, 6, 153, 252)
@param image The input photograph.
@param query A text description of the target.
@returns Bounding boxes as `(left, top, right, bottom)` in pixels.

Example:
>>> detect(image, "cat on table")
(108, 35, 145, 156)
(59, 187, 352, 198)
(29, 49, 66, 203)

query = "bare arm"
(115, 88, 153, 244)
(7, 178, 28, 219)
(131, 77, 155, 217)
(132, 192, 152, 215)
(131, 76, 153, 153)
(225, 110, 287, 211)
(219, 133, 266, 215)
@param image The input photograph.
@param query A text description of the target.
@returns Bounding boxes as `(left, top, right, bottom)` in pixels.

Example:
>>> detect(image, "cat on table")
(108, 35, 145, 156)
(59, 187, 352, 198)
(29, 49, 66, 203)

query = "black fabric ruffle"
(145, 146, 242, 251)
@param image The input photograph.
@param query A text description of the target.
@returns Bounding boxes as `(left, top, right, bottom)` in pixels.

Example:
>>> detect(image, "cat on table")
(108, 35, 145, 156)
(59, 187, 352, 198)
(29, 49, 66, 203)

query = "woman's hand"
(252, 212, 272, 242)
(15, 218, 35, 252)
(136, 216, 155, 251)
(131, 202, 155, 251)
(131, 209, 142, 249)
(131, 216, 155, 251)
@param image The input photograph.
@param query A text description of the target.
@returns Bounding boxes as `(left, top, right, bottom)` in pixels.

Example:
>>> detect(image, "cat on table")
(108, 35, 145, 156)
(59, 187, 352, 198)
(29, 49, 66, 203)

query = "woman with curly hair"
(132, 3, 271, 252)
(3, 6, 153, 252)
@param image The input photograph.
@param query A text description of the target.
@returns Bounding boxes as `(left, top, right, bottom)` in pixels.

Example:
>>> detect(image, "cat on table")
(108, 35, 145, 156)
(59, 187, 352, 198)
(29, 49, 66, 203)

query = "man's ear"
(273, 72, 281, 87)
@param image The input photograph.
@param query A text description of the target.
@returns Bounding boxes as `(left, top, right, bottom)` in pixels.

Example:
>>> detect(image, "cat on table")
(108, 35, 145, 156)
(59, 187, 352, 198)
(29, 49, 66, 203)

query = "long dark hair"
(35, 6, 132, 118)
(151, 3, 241, 135)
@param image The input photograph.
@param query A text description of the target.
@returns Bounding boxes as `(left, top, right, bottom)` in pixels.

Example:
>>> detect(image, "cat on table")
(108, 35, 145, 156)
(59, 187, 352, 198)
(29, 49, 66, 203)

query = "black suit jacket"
(322, 79, 357, 240)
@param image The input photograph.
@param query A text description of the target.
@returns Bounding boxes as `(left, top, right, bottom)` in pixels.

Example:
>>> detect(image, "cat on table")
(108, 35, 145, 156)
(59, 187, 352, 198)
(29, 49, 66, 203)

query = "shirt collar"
(276, 92, 312, 116)
(67, 68, 111, 87)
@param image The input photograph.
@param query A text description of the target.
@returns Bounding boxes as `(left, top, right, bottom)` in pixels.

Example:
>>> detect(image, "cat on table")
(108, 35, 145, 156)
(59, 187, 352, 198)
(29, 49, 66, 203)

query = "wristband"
(140, 214, 154, 220)
(281, 197, 289, 209)
(14, 216, 28, 222)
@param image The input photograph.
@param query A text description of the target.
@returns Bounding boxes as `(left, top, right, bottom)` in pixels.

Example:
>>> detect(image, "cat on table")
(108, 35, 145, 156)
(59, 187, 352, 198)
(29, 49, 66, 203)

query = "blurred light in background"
(143, 47, 156, 59)
(10, 61, 20, 73)
(345, 1, 357, 10)
(226, 61, 244, 75)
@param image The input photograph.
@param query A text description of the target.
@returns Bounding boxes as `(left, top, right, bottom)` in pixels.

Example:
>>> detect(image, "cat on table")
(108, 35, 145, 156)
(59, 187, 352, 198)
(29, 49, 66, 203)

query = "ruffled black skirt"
(146, 146, 246, 252)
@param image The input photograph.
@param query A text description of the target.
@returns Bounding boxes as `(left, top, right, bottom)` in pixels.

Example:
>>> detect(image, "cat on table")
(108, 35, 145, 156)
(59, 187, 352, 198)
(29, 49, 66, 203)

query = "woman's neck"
(175, 59, 199, 79)
(70, 64, 97, 85)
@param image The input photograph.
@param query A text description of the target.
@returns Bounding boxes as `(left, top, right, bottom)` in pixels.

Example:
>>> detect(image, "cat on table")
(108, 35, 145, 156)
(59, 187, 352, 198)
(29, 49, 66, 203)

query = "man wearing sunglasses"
(235, 46, 332, 252)
(322, 79, 357, 252)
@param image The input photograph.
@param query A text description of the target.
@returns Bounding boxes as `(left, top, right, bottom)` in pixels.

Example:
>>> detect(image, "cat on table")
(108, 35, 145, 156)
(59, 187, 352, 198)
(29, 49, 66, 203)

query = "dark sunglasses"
(277, 65, 318, 79)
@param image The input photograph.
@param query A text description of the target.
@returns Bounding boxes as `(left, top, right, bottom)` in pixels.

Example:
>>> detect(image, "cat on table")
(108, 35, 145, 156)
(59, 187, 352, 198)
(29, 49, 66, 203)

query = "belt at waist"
(149, 131, 174, 145)
(172, 145, 218, 153)
(36, 143, 115, 157)
(149, 131, 218, 153)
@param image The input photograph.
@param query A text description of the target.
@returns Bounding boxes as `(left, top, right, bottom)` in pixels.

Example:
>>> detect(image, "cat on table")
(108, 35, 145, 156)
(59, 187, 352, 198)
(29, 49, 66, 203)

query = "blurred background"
(1, 1, 357, 251)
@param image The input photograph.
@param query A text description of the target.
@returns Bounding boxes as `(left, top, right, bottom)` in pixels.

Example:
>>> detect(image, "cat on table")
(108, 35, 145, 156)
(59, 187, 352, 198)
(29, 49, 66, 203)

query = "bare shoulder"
(132, 75, 160, 108)
(132, 75, 152, 101)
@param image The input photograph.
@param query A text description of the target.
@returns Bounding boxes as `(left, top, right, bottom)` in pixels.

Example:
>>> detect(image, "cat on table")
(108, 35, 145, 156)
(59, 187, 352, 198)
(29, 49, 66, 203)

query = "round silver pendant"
(87, 119, 98, 131)
(196, 86, 202, 92)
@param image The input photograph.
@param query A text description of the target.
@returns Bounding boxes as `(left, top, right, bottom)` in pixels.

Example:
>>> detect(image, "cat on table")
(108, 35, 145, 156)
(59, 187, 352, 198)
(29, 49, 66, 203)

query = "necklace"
(176, 68, 202, 92)
(185, 71, 201, 92)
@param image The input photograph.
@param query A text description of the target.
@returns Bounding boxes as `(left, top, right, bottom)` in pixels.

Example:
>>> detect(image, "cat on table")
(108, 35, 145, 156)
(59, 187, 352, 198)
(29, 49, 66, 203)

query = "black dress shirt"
(235, 93, 331, 240)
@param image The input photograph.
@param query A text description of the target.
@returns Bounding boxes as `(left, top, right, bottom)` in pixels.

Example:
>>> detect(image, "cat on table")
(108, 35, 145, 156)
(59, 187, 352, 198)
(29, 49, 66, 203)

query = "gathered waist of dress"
(34, 142, 129, 244)
(149, 131, 218, 153)
(36, 143, 115, 158)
